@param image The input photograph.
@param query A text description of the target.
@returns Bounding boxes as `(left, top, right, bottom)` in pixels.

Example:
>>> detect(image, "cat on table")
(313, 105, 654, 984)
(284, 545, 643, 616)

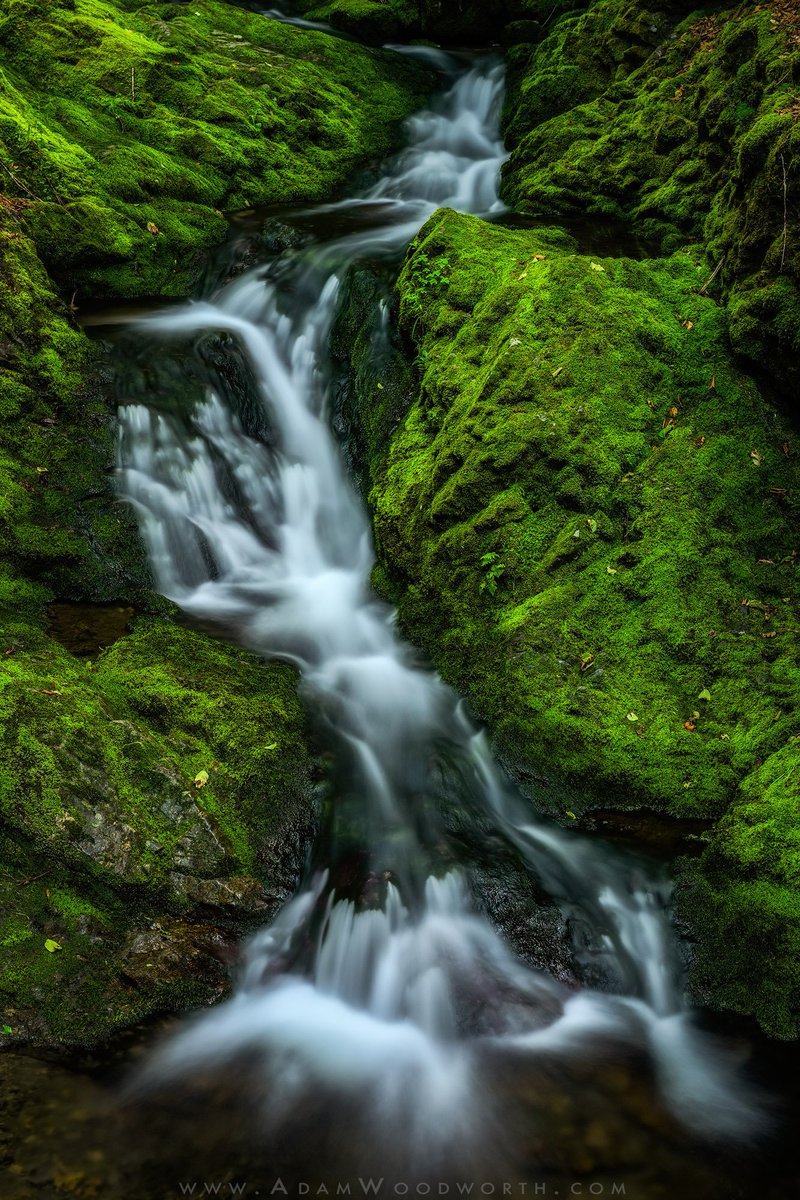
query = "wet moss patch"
(501, 0, 800, 403)
(0, 0, 432, 297)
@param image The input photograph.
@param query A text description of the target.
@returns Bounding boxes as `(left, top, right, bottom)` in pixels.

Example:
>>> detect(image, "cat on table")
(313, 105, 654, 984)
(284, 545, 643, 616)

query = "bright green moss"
(0, 614, 314, 1043)
(501, 1, 800, 402)
(678, 741, 800, 1037)
(347, 209, 800, 1030)
(0, 0, 432, 297)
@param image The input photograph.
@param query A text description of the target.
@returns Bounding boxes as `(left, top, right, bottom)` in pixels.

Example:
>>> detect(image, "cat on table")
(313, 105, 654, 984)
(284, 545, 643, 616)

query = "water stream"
(115, 29, 764, 1189)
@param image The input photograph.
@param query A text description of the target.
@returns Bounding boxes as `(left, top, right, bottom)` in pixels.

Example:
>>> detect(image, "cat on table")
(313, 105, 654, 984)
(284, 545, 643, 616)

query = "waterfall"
(117, 51, 762, 1180)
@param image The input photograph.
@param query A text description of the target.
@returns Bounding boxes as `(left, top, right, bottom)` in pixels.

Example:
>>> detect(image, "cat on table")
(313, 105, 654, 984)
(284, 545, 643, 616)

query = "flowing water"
(113, 31, 766, 1192)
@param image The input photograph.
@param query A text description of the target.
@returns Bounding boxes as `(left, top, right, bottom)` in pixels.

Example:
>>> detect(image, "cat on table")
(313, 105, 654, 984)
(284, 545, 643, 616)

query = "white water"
(118, 51, 761, 1173)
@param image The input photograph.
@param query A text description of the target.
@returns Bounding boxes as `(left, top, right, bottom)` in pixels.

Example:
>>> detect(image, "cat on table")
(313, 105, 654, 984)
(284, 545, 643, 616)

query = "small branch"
(780, 152, 788, 274)
(131, 66, 136, 103)
(17, 870, 48, 888)
(0, 156, 38, 200)
(700, 255, 725, 294)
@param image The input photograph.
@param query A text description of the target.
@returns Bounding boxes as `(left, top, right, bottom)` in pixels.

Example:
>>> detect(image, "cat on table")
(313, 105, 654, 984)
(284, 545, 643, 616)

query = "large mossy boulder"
(351, 207, 800, 1035)
(501, 1, 800, 403)
(0, 614, 315, 1045)
(0, 0, 432, 298)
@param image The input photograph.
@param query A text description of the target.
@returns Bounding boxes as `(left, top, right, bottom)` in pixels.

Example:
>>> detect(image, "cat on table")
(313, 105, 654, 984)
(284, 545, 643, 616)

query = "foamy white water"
(117, 47, 762, 1171)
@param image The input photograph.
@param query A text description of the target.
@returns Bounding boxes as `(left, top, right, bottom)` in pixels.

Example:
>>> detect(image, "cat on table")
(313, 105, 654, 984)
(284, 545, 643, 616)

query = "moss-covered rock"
(0, 0, 432, 297)
(0, 0, 440, 1045)
(349, 207, 800, 1033)
(0, 612, 315, 1045)
(501, 0, 800, 402)
(293, 0, 525, 45)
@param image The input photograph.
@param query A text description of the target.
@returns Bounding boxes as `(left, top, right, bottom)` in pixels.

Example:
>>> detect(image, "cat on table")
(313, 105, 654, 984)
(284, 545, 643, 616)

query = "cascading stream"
(117, 37, 763, 1179)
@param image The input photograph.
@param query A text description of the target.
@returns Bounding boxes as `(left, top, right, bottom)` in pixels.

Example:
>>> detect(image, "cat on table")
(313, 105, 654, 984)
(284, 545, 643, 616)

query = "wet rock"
(120, 921, 235, 993)
(168, 873, 271, 914)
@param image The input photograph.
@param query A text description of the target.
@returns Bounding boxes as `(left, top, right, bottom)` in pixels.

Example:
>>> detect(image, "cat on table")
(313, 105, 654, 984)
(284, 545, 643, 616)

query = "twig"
(542, 4, 559, 30)
(131, 66, 136, 103)
(780, 152, 788, 273)
(17, 870, 48, 887)
(700, 255, 725, 293)
(0, 156, 38, 200)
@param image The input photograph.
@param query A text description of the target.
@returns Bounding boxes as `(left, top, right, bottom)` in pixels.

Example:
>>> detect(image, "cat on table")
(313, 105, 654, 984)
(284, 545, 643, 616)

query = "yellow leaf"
(698, 688, 712, 702)
(44, 939, 62, 953)
(565, 811, 577, 820)
(606, 565, 617, 574)
(551, 366, 563, 377)
(626, 712, 639, 722)
(265, 742, 278, 751)
(194, 769, 209, 789)
(590, 262, 605, 272)
(146, 221, 160, 235)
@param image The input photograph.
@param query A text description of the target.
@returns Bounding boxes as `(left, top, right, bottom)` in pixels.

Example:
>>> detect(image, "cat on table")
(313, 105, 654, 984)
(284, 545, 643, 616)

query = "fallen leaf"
(606, 565, 618, 574)
(580, 653, 594, 671)
(265, 742, 278, 751)
(586, 517, 597, 533)
(698, 688, 712, 702)
(668, 406, 679, 418)
(193, 769, 209, 789)
(44, 939, 62, 953)
(565, 811, 577, 820)
(551, 366, 564, 378)
(626, 712, 639, 722)
(683, 320, 694, 330)
(683, 720, 697, 732)
(694, 436, 706, 447)
(1, 1025, 11, 1035)
(750, 448, 764, 466)
(146, 221, 160, 235)
(719, 733, 730, 741)
(509, 337, 522, 347)
(762, 631, 777, 639)
(590, 262, 605, 272)
(532, 254, 546, 261)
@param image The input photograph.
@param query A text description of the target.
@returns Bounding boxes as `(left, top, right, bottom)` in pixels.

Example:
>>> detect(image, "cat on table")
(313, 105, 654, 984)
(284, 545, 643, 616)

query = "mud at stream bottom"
(0, 1023, 787, 1200)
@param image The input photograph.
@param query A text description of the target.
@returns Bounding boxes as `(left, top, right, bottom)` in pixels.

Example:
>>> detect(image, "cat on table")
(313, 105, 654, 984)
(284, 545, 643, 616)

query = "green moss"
(345, 209, 800, 1028)
(0, 0, 432, 297)
(501, 1, 800, 401)
(294, 0, 519, 44)
(678, 738, 800, 1037)
(0, 614, 314, 1043)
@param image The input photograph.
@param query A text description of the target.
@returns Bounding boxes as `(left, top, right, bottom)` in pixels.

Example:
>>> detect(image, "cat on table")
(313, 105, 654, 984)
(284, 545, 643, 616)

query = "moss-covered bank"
(0, 1, 435, 1043)
(350, 208, 800, 1036)
(0, 0, 431, 298)
(0, 213, 318, 1043)
(501, 0, 800, 403)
